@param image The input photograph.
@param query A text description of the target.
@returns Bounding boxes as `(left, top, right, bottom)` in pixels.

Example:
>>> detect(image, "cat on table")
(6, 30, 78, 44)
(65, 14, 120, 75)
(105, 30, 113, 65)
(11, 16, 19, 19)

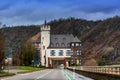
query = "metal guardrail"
(68, 66, 120, 75)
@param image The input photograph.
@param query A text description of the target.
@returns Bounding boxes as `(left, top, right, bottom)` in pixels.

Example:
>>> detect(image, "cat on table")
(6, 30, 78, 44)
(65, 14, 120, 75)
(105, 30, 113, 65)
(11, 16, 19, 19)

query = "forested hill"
(48, 18, 100, 36)
(1, 17, 120, 65)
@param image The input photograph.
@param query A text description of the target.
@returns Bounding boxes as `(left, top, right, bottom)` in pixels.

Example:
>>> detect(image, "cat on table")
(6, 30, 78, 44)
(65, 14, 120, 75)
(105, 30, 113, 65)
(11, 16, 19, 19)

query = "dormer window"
(72, 43, 74, 46)
(56, 43, 59, 47)
(76, 43, 79, 46)
(61, 43, 65, 47)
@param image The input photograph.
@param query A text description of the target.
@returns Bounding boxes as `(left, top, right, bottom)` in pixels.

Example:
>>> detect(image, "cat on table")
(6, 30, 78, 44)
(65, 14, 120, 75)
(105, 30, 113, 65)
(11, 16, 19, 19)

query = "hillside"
(1, 25, 40, 57)
(81, 16, 120, 65)
(1, 17, 120, 65)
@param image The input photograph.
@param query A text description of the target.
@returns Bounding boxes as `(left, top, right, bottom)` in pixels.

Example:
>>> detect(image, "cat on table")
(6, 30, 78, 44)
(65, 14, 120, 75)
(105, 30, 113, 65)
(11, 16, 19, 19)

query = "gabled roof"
(49, 34, 81, 48)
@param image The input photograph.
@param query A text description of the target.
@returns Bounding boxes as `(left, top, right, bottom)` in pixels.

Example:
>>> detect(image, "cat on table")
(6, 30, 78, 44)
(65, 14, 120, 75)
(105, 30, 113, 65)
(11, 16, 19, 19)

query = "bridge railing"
(68, 66, 120, 75)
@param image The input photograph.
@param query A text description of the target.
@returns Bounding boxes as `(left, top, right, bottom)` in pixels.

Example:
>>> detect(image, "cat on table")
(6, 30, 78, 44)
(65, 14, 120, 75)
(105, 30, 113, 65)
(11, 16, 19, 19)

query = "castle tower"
(40, 21, 50, 66)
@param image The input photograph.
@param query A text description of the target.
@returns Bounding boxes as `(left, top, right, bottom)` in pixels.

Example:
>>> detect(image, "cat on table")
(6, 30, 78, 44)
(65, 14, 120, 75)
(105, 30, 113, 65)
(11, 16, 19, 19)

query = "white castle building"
(31, 23, 81, 68)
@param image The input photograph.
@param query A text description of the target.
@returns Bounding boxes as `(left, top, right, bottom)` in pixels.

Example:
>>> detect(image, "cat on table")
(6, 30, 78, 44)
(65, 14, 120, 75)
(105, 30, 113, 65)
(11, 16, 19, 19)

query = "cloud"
(0, 0, 120, 26)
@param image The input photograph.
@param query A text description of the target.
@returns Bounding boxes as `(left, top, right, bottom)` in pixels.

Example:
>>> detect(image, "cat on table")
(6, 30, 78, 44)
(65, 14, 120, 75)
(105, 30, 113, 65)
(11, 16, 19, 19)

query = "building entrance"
(52, 60, 64, 68)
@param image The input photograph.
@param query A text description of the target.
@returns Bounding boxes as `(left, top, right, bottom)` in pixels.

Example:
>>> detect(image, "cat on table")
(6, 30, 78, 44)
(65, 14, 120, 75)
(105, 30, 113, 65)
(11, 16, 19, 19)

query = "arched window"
(72, 43, 74, 46)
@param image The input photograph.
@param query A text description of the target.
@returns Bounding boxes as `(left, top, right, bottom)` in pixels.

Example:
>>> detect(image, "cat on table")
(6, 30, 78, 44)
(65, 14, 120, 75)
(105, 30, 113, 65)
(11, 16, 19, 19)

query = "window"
(76, 50, 79, 55)
(72, 43, 74, 46)
(59, 50, 64, 56)
(50, 50, 55, 56)
(70, 50, 73, 55)
(66, 50, 71, 56)
(43, 46, 45, 49)
(76, 50, 81, 55)
(76, 43, 79, 46)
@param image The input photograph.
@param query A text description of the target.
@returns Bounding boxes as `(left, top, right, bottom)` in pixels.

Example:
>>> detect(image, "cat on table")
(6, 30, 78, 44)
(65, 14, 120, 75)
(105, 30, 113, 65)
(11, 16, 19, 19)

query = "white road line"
(36, 70, 53, 80)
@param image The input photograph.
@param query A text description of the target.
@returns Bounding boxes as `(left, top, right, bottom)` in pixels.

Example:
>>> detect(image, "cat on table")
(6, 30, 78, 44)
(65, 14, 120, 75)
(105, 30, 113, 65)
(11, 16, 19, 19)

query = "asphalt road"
(0, 69, 93, 80)
(0, 69, 68, 80)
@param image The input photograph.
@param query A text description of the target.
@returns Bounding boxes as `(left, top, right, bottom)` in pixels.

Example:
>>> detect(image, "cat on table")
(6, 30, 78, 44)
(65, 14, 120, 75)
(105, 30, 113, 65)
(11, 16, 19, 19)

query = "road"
(0, 69, 68, 80)
(0, 69, 93, 80)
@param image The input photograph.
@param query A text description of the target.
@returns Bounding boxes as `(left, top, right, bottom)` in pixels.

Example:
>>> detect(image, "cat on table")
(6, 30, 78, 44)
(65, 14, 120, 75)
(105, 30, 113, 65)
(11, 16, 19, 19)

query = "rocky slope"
(81, 16, 120, 65)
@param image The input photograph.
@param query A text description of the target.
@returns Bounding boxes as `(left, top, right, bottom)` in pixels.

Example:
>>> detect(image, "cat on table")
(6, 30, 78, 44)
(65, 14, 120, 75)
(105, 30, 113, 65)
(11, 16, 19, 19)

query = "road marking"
(35, 70, 53, 80)
(63, 69, 75, 80)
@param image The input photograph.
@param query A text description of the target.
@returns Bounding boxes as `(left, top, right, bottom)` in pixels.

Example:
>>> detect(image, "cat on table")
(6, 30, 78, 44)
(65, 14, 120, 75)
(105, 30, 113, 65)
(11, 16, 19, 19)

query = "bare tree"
(0, 30, 5, 71)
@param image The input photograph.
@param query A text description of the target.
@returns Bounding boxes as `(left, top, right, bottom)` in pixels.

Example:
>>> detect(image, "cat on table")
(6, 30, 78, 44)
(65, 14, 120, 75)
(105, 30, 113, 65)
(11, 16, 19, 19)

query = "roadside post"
(5, 59, 9, 73)
(73, 67, 75, 80)
(32, 60, 34, 68)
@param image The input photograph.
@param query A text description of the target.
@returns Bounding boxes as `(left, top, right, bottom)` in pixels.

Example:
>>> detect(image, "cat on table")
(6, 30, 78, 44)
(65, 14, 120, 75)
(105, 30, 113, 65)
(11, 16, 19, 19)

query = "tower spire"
(44, 19, 47, 25)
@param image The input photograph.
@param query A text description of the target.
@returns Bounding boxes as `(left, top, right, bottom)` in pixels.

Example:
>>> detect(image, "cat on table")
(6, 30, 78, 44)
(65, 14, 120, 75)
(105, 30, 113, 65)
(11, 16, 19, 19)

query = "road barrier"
(68, 65, 120, 75)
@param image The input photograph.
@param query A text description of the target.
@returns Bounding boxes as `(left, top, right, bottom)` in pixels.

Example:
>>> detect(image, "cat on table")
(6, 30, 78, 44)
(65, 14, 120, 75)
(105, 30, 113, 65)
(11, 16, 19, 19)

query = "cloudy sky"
(0, 0, 120, 26)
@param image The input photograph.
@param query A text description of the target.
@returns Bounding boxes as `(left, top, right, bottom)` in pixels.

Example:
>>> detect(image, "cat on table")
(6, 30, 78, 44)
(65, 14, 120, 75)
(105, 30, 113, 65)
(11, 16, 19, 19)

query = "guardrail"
(68, 66, 120, 75)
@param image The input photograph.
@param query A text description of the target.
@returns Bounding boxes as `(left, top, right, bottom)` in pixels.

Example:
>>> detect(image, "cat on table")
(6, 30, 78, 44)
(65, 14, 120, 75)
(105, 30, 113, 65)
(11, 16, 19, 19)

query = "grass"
(0, 72, 15, 77)
(17, 66, 46, 73)
(0, 66, 46, 77)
